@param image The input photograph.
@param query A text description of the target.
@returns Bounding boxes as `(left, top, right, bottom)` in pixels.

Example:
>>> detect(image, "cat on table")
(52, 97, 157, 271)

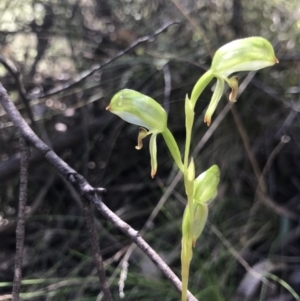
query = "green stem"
(190, 69, 214, 107)
(161, 128, 184, 172)
(181, 238, 193, 301)
(180, 70, 214, 301)
(182, 96, 196, 300)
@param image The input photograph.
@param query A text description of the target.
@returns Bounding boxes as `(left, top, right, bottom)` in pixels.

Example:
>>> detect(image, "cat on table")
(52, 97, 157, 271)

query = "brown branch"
(0, 82, 197, 301)
(12, 137, 30, 301)
(82, 197, 113, 301)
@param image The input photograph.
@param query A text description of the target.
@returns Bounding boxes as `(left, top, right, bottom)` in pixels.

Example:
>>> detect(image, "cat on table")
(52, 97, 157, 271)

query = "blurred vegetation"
(0, 0, 300, 300)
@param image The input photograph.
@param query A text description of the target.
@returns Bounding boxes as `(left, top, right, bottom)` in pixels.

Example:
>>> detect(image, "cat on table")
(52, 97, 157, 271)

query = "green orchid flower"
(190, 37, 279, 125)
(106, 89, 183, 177)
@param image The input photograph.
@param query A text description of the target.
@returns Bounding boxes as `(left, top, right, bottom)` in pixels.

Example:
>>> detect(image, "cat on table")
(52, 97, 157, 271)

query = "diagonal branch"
(0, 82, 197, 301)
(28, 21, 180, 100)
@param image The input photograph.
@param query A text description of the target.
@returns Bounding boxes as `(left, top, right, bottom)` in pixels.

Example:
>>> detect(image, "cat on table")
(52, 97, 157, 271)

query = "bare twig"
(208, 222, 271, 287)
(231, 105, 297, 224)
(28, 21, 179, 100)
(81, 197, 113, 301)
(254, 135, 292, 218)
(230, 105, 263, 182)
(241, 134, 295, 242)
(170, 0, 213, 56)
(0, 82, 198, 301)
(12, 137, 30, 301)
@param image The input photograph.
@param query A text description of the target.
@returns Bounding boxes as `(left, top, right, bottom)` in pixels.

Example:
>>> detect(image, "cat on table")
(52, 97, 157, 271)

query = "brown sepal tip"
(204, 116, 211, 126)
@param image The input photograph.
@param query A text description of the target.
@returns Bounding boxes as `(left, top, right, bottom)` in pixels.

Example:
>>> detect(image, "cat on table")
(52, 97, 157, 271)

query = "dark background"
(0, 0, 300, 300)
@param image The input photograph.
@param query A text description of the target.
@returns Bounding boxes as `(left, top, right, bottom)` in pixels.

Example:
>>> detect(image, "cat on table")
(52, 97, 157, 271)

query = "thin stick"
(208, 222, 271, 287)
(170, 0, 213, 56)
(81, 197, 113, 301)
(12, 137, 30, 301)
(231, 105, 297, 239)
(230, 105, 262, 184)
(28, 21, 179, 100)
